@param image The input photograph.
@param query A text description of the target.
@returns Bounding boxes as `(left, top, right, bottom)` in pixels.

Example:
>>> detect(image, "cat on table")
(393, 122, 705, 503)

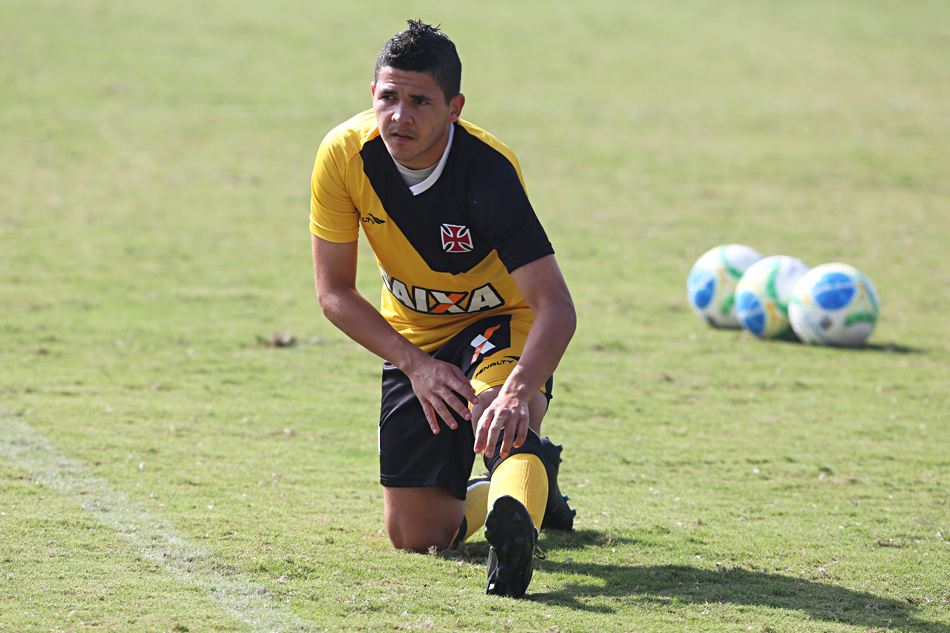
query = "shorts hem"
(380, 476, 466, 500)
(473, 376, 552, 399)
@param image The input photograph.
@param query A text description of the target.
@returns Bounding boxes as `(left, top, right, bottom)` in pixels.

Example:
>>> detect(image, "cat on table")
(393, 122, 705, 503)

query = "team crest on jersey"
(440, 224, 473, 253)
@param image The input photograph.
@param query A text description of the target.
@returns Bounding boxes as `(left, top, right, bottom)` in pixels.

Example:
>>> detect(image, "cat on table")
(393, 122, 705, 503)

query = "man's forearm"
(501, 299, 576, 400)
(317, 285, 429, 371)
(312, 235, 431, 372)
(496, 254, 577, 402)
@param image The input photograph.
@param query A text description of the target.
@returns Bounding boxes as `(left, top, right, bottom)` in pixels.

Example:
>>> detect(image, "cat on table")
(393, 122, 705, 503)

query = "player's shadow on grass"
(533, 558, 934, 631)
(447, 532, 936, 630)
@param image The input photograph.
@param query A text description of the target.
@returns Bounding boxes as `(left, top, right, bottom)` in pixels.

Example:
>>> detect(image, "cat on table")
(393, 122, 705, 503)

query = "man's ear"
(449, 93, 465, 123)
(371, 82, 376, 97)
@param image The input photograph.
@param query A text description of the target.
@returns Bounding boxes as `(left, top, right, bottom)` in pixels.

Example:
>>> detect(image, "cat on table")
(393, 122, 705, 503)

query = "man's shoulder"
(456, 119, 517, 161)
(321, 110, 380, 156)
(455, 119, 525, 187)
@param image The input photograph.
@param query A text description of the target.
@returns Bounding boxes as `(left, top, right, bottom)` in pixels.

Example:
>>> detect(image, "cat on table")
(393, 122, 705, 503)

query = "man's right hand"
(403, 356, 479, 434)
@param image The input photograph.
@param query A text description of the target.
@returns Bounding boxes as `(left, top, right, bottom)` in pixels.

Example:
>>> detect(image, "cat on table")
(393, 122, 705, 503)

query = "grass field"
(2, 0, 949, 631)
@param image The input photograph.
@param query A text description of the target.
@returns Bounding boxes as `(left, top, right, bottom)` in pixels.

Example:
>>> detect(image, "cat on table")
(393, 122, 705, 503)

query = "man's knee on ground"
(386, 517, 457, 552)
(383, 486, 464, 552)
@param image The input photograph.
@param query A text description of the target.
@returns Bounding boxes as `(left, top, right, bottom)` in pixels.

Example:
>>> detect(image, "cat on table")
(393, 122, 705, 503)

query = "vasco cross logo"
(440, 224, 473, 253)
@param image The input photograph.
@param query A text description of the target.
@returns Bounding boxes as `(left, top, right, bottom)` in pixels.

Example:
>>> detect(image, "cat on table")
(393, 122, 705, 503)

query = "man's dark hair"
(375, 20, 462, 104)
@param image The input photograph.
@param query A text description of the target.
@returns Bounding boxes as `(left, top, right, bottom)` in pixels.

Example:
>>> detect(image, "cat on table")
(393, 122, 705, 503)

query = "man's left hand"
(473, 389, 531, 458)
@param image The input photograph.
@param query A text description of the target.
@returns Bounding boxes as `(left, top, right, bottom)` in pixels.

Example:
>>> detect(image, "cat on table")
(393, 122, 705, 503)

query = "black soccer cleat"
(484, 496, 538, 598)
(540, 437, 576, 531)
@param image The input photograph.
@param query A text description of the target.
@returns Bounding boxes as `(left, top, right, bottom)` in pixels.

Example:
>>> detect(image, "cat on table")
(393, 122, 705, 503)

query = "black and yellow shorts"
(378, 314, 553, 500)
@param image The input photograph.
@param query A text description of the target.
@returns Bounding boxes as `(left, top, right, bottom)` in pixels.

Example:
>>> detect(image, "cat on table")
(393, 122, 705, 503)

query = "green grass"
(2, 0, 949, 631)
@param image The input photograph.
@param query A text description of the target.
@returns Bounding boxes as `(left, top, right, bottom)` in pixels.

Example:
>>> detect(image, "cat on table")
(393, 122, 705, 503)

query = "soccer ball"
(735, 255, 810, 339)
(788, 263, 880, 347)
(686, 244, 763, 328)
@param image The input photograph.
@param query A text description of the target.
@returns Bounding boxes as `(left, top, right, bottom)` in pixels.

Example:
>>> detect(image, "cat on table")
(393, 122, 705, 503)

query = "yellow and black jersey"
(310, 109, 553, 352)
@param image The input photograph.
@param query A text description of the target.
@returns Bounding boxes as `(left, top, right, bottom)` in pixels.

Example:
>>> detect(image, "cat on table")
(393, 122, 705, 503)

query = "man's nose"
(392, 101, 411, 124)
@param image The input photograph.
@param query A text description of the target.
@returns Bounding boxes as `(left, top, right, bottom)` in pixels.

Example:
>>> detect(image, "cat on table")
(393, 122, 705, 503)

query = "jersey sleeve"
(468, 152, 554, 273)
(310, 131, 361, 243)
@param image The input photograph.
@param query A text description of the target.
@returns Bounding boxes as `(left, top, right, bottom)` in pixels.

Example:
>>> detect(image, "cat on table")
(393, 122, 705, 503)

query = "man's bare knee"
(386, 517, 457, 551)
(383, 486, 463, 552)
(387, 528, 451, 552)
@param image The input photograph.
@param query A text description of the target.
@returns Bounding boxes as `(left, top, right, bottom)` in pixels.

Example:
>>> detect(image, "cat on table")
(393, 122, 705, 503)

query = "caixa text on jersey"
(380, 268, 505, 315)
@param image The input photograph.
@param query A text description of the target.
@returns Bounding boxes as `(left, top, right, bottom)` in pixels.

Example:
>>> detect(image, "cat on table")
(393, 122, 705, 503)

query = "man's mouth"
(388, 128, 415, 141)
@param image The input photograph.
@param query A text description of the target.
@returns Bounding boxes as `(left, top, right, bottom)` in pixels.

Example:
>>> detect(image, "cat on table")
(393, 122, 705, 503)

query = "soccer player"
(309, 20, 576, 598)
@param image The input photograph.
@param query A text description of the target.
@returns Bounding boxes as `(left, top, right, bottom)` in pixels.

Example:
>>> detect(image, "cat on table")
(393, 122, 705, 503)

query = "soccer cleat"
(540, 437, 576, 531)
(484, 496, 538, 598)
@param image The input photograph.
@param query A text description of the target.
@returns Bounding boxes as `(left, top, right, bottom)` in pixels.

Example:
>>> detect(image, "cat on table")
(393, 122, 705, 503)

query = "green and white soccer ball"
(735, 255, 810, 339)
(686, 244, 763, 328)
(789, 263, 880, 347)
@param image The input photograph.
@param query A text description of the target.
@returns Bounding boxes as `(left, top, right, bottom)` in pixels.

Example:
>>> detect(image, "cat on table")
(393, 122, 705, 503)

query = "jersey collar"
(396, 123, 455, 197)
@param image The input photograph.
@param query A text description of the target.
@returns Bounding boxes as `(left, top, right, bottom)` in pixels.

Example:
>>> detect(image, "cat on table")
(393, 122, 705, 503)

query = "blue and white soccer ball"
(687, 244, 763, 328)
(789, 263, 880, 347)
(735, 255, 810, 339)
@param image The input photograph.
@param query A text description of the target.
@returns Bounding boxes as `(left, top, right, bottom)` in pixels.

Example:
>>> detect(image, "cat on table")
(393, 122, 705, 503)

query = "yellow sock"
(449, 475, 492, 545)
(462, 476, 491, 540)
(486, 453, 549, 532)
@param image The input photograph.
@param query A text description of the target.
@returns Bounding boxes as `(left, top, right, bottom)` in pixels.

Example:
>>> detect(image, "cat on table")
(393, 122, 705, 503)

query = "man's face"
(372, 66, 464, 170)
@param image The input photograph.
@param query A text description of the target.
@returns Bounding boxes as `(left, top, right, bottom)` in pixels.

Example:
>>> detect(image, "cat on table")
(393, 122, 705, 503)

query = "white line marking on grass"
(0, 417, 316, 633)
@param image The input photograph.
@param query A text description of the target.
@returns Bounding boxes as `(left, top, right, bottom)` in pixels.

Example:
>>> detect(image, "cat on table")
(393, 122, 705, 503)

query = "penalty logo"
(470, 325, 501, 364)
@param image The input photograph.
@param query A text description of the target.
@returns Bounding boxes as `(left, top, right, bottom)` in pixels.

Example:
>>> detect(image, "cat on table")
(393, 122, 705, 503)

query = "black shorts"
(378, 314, 553, 500)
